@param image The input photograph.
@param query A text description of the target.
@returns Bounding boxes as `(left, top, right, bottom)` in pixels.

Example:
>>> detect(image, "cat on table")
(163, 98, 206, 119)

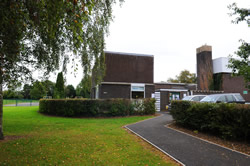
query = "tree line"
(3, 72, 92, 100)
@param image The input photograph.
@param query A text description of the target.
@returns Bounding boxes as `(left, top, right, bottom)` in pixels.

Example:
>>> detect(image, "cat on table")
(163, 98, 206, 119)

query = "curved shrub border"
(39, 98, 156, 117)
(170, 101, 250, 141)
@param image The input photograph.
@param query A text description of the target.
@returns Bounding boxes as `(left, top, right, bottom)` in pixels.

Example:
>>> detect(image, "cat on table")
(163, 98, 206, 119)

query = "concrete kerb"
(166, 123, 250, 158)
(123, 113, 185, 166)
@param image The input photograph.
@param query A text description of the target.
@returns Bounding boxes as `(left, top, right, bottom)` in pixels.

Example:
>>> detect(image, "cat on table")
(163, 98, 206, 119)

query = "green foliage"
(30, 81, 46, 100)
(213, 73, 223, 90)
(0, 0, 124, 140)
(76, 74, 91, 98)
(0, 0, 124, 87)
(42, 80, 55, 97)
(170, 101, 250, 141)
(3, 89, 23, 99)
(228, 41, 250, 89)
(167, 70, 196, 83)
(228, 3, 250, 25)
(228, 3, 250, 89)
(4, 80, 55, 100)
(39, 98, 156, 117)
(22, 84, 32, 99)
(65, 85, 76, 98)
(54, 72, 65, 99)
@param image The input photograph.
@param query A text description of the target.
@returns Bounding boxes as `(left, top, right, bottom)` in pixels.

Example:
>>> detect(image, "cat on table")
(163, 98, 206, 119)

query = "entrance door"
(169, 92, 180, 103)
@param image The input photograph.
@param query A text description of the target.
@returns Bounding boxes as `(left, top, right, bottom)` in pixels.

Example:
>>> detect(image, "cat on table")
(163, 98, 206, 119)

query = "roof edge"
(104, 51, 154, 57)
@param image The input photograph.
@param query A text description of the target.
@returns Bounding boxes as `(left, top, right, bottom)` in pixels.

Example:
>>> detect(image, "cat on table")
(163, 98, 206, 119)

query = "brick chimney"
(196, 45, 213, 90)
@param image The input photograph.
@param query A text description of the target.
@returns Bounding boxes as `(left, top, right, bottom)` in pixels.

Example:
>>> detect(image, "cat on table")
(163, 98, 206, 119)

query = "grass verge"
(0, 106, 176, 165)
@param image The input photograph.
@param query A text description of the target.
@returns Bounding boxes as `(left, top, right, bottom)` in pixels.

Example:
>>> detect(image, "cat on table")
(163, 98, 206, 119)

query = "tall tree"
(76, 74, 91, 98)
(65, 85, 76, 98)
(228, 3, 250, 89)
(54, 72, 65, 99)
(22, 84, 32, 99)
(0, 0, 123, 140)
(30, 81, 46, 100)
(42, 80, 55, 97)
(167, 70, 196, 83)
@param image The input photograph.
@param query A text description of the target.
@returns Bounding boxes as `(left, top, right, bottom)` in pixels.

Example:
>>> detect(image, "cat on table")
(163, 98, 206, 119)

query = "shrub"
(170, 101, 250, 141)
(39, 98, 156, 117)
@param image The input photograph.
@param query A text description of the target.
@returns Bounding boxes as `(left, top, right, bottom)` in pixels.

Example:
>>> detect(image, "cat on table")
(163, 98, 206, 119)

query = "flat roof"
(156, 89, 188, 92)
(154, 82, 197, 86)
(104, 51, 154, 57)
(101, 82, 154, 86)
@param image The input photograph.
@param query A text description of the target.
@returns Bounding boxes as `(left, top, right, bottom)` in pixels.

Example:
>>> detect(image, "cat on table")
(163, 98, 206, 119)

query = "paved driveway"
(125, 112, 250, 166)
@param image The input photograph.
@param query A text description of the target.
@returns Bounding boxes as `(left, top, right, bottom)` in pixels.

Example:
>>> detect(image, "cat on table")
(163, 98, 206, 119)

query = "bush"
(170, 101, 250, 141)
(39, 98, 156, 117)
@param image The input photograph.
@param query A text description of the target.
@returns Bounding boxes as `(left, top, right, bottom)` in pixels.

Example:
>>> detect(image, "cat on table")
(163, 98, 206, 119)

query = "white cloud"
(105, 0, 250, 82)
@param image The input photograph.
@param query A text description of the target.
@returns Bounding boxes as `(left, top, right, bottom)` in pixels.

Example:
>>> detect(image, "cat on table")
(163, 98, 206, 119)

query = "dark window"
(132, 91, 144, 99)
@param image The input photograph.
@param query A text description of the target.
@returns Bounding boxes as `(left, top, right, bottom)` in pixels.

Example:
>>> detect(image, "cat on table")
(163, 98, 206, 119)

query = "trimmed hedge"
(39, 98, 156, 117)
(170, 101, 250, 141)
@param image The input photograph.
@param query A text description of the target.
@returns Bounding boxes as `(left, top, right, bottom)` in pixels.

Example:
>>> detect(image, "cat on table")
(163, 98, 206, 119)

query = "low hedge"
(170, 101, 250, 141)
(39, 98, 156, 117)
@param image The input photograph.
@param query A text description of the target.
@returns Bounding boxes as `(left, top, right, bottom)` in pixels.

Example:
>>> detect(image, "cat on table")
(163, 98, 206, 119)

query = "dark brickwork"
(221, 74, 250, 102)
(103, 52, 154, 83)
(99, 84, 131, 99)
(145, 85, 155, 98)
(196, 46, 213, 90)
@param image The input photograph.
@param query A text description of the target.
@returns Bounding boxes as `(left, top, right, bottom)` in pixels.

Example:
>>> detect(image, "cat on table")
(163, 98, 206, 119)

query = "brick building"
(154, 83, 197, 111)
(92, 51, 155, 99)
(196, 45, 250, 102)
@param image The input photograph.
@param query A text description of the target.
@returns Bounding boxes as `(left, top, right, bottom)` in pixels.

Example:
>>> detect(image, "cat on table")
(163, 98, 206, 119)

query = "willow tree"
(0, 0, 123, 140)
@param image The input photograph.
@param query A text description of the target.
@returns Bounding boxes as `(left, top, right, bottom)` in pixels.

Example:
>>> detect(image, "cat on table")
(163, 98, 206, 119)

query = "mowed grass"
(0, 106, 175, 165)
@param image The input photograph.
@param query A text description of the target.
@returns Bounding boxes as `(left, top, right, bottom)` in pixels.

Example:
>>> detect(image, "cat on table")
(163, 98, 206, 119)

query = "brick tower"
(196, 45, 213, 90)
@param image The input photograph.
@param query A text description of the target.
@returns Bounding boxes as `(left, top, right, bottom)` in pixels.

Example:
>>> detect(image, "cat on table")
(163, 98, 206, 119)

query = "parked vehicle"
(200, 93, 245, 104)
(182, 95, 206, 102)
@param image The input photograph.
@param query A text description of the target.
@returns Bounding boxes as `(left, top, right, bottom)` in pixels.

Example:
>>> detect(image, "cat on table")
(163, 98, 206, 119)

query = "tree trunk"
(0, 76, 3, 140)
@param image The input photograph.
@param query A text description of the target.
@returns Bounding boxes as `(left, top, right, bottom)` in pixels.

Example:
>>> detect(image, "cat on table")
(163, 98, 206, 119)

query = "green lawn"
(0, 106, 175, 165)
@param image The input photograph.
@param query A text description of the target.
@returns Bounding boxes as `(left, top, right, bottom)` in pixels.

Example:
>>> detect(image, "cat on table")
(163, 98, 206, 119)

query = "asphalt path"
(4, 103, 39, 107)
(126, 112, 250, 166)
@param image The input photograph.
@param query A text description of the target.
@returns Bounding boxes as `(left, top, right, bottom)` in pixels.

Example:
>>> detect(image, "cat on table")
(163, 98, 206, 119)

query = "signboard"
(131, 83, 145, 92)
(243, 91, 248, 94)
(131, 86, 144, 92)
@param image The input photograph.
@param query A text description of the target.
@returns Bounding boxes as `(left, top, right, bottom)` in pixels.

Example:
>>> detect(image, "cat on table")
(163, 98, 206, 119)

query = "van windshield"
(234, 94, 245, 101)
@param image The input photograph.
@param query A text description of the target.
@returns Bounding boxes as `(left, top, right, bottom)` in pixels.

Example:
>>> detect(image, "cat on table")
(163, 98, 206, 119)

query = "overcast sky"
(64, 0, 249, 87)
